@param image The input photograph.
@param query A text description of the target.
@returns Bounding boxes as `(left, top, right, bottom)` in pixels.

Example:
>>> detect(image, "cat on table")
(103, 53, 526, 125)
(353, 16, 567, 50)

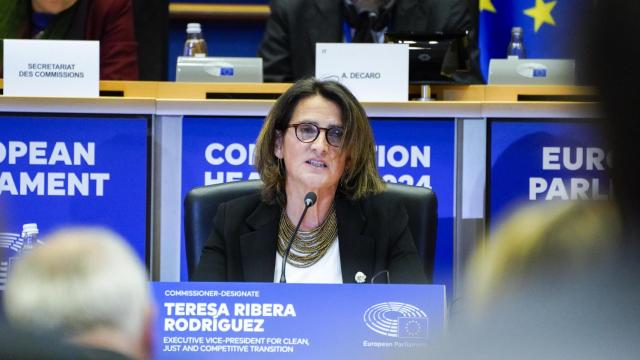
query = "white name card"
(3, 39, 99, 97)
(315, 43, 408, 102)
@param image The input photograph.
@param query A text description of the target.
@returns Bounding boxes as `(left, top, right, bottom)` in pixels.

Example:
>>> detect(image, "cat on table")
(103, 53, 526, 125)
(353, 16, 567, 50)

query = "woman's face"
(275, 95, 348, 197)
(31, 0, 78, 14)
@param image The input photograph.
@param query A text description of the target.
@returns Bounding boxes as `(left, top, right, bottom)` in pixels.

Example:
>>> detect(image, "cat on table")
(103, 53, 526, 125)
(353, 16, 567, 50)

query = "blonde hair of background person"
(4, 227, 153, 360)
(465, 200, 621, 315)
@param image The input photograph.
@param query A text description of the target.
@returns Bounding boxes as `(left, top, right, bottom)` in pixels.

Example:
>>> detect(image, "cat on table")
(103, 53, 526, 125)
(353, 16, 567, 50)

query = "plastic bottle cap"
(186, 23, 202, 34)
(22, 223, 39, 234)
(512, 27, 523, 34)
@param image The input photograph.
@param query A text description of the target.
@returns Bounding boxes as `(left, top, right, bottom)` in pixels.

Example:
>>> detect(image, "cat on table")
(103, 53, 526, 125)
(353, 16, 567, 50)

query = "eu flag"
(397, 317, 429, 338)
(478, 0, 590, 81)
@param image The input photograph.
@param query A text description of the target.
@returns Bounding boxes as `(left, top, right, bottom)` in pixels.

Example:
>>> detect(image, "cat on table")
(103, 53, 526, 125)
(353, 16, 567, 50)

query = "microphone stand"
(280, 192, 316, 283)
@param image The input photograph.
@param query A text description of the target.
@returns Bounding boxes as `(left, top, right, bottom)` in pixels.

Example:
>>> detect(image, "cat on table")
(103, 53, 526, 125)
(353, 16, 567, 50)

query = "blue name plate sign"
(152, 282, 446, 359)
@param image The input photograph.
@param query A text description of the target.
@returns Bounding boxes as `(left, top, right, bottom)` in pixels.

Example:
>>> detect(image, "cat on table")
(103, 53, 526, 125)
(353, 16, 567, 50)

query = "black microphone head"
(304, 192, 317, 207)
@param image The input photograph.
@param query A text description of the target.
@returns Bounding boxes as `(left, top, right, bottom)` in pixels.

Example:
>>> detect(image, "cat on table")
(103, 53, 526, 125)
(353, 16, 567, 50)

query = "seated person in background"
(194, 78, 427, 284)
(465, 200, 622, 315)
(259, 0, 480, 82)
(0, 0, 138, 80)
(3, 227, 153, 360)
(419, 200, 639, 360)
(0, 322, 101, 359)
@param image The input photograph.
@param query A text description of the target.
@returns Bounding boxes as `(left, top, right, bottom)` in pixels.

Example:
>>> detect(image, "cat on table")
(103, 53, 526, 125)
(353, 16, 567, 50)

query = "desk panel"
(153, 282, 445, 359)
(0, 114, 149, 276)
(488, 119, 611, 229)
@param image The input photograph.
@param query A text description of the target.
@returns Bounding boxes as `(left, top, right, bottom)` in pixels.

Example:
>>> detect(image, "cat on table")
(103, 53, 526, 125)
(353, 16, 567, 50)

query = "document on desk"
(3, 39, 99, 97)
(315, 43, 409, 102)
(152, 282, 445, 359)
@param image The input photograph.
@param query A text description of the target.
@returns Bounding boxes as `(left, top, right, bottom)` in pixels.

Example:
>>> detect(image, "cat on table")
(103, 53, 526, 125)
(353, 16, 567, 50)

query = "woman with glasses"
(194, 78, 427, 284)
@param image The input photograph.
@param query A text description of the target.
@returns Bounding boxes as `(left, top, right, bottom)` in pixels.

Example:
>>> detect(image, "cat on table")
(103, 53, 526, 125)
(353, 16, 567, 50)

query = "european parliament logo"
(363, 302, 429, 338)
(0, 223, 41, 290)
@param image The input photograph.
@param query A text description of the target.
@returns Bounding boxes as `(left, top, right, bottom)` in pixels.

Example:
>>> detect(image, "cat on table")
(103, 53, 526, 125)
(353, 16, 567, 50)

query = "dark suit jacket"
(258, 0, 479, 82)
(193, 192, 427, 284)
(0, 0, 138, 80)
(0, 323, 127, 360)
(83, 0, 138, 80)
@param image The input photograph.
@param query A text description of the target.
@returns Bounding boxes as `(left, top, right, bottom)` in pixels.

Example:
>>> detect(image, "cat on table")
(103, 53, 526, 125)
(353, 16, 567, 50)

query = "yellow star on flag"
(524, 0, 557, 32)
(480, 0, 496, 13)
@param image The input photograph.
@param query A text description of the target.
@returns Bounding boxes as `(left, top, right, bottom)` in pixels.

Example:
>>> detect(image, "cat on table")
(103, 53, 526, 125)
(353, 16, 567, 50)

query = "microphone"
(370, 270, 390, 284)
(280, 192, 317, 283)
(304, 192, 317, 207)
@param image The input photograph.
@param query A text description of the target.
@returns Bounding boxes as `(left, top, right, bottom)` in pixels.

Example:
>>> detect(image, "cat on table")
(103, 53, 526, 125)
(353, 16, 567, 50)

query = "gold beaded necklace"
(276, 204, 338, 268)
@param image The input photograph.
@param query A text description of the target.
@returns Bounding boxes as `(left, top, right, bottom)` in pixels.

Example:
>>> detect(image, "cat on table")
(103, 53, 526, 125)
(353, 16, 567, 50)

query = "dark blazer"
(258, 0, 479, 82)
(0, 324, 128, 360)
(0, 0, 138, 80)
(84, 0, 138, 80)
(193, 192, 428, 284)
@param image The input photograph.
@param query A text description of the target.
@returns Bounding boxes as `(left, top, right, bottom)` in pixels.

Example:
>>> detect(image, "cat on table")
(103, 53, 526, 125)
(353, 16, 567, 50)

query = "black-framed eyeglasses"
(288, 123, 344, 147)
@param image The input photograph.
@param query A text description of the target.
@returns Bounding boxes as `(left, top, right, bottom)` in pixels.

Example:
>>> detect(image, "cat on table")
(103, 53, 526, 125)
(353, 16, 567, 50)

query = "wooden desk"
(169, 3, 270, 21)
(0, 79, 597, 102)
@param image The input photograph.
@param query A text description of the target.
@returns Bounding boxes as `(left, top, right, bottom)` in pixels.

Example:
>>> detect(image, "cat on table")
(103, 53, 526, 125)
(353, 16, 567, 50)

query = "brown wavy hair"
(254, 78, 385, 205)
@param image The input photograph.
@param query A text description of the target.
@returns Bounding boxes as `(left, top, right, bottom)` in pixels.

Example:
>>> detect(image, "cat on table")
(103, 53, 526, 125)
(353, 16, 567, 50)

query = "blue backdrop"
(489, 119, 610, 229)
(0, 115, 149, 262)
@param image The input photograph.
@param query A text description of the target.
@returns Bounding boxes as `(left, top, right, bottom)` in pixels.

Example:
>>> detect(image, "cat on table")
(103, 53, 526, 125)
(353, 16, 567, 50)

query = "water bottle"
(183, 23, 208, 57)
(21, 223, 39, 254)
(507, 27, 526, 59)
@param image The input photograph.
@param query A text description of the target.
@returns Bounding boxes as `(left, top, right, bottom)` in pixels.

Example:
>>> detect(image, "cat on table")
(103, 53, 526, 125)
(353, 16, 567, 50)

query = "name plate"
(315, 43, 409, 102)
(153, 282, 445, 358)
(3, 39, 99, 97)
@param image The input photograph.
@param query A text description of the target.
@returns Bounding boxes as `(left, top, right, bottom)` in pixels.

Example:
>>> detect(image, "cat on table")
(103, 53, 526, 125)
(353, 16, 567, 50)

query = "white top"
(273, 237, 343, 284)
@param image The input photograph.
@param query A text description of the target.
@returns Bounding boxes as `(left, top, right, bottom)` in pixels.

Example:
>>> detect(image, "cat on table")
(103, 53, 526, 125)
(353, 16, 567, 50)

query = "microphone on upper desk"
(280, 192, 317, 283)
